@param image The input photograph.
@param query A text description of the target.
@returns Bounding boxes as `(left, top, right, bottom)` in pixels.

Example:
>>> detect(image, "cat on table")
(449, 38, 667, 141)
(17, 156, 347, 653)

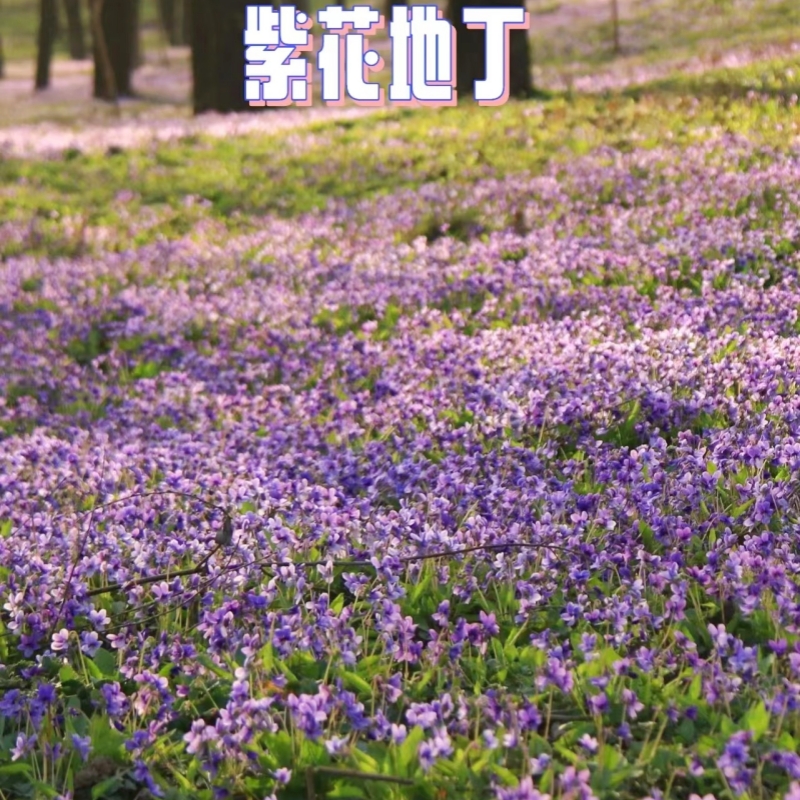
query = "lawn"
(1, 11, 800, 800)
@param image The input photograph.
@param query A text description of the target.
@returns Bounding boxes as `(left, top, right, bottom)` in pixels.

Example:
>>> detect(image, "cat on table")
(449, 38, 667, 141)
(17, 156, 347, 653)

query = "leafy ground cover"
(1, 48, 800, 800)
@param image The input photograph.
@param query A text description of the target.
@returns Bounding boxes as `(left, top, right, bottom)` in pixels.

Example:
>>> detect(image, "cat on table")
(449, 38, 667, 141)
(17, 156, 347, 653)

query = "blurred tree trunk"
(386, 0, 407, 21)
(181, 0, 190, 44)
(131, 0, 142, 67)
(35, 0, 58, 90)
(191, 0, 254, 113)
(160, 0, 191, 45)
(0, 0, 4, 79)
(63, 0, 86, 60)
(446, 0, 532, 100)
(52, 0, 61, 40)
(611, 0, 620, 54)
(159, 0, 177, 44)
(92, 0, 136, 99)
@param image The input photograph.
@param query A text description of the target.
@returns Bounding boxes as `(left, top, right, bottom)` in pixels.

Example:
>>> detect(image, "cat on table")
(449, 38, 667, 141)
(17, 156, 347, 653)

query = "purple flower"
(272, 768, 292, 785)
(621, 688, 644, 720)
(80, 630, 101, 656)
(11, 733, 37, 761)
(530, 753, 551, 775)
(71, 735, 92, 762)
(559, 766, 597, 800)
(183, 719, 218, 756)
(785, 783, 800, 800)
(587, 693, 609, 716)
(432, 600, 450, 626)
(89, 608, 110, 628)
(496, 776, 551, 800)
(717, 731, 753, 795)
(482, 729, 499, 749)
(286, 688, 332, 741)
(390, 724, 407, 744)
(36, 682, 57, 705)
(324, 735, 349, 755)
(418, 727, 452, 772)
(479, 610, 500, 636)
(101, 682, 128, 718)
(133, 759, 164, 797)
(51, 629, 70, 652)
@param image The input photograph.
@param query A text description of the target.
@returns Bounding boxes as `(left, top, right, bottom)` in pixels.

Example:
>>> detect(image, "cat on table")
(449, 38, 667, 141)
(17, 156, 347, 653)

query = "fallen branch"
(83, 540, 585, 599)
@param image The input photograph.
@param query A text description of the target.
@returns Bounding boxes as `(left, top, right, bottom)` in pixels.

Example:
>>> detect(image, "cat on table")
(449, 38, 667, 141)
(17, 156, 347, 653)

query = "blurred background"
(0, 0, 796, 127)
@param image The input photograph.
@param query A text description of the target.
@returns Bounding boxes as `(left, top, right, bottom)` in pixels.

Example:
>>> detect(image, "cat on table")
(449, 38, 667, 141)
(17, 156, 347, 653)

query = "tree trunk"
(178, 0, 192, 44)
(386, 0, 407, 20)
(63, 0, 86, 60)
(131, 0, 142, 67)
(611, 0, 620, 54)
(92, 0, 136, 99)
(159, 0, 177, 44)
(446, 0, 532, 100)
(160, 0, 191, 45)
(191, 0, 257, 114)
(0, 0, 4, 79)
(181, 0, 190, 45)
(35, 0, 58, 90)
(52, 0, 61, 40)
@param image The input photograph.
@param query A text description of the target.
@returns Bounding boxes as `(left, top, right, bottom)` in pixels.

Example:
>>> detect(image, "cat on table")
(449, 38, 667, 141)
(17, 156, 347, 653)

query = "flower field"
(1, 55, 800, 800)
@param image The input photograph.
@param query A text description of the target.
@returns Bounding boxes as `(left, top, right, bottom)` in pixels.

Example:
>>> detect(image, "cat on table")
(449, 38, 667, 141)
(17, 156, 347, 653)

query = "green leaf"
(777, 731, 797, 750)
(597, 745, 623, 772)
(330, 593, 346, 615)
(677, 718, 696, 744)
(84, 657, 103, 681)
(0, 520, 11, 539)
(492, 765, 519, 786)
(416, 669, 436, 693)
(267, 730, 295, 765)
(409, 565, 433, 605)
(92, 648, 117, 678)
(59, 664, 81, 683)
(88, 715, 127, 760)
(349, 748, 379, 774)
(338, 670, 372, 697)
(397, 726, 425, 773)
(0, 762, 33, 777)
(166, 764, 194, 790)
(639, 520, 658, 553)
(29, 780, 60, 799)
(260, 642, 275, 672)
(92, 776, 122, 800)
(197, 653, 232, 679)
(326, 787, 368, 800)
(741, 701, 770, 741)
(491, 638, 505, 665)
(503, 624, 527, 657)
(732, 499, 755, 517)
